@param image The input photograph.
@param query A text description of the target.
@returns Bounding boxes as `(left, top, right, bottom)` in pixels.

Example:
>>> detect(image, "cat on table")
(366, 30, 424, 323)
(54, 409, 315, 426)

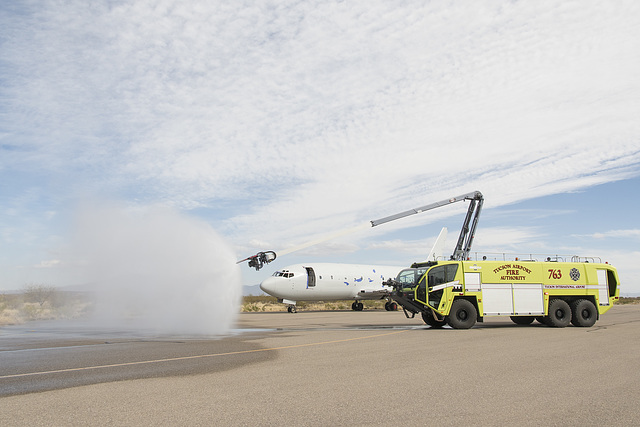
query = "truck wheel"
(571, 299, 597, 327)
(535, 316, 549, 325)
(510, 316, 535, 325)
(447, 299, 477, 329)
(547, 299, 571, 327)
(422, 310, 446, 328)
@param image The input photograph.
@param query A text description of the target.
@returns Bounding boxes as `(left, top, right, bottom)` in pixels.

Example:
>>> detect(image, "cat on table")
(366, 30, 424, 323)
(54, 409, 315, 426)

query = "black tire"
(571, 299, 597, 327)
(422, 310, 446, 328)
(536, 316, 551, 325)
(356, 302, 364, 311)
(547, 299, 571, 328)
(389, 302, 398, 311)
(446, 299, 477, 329)
(510, 316, 535, 325)
(384, 301, 391, 311)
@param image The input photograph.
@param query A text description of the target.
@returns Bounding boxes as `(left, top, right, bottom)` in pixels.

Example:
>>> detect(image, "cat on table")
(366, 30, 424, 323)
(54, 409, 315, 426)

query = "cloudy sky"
(1, 0, 639, 294)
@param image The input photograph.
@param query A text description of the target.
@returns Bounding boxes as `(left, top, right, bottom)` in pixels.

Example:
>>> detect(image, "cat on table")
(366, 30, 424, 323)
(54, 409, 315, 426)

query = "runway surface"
(2, 305, 640, 426)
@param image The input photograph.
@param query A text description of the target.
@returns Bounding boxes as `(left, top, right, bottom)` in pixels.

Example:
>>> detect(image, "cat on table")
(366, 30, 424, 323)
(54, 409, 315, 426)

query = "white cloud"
(473, 226, 545, 250)
(1, 1, 640, 289)
(577, 230, 640, 239)
(34, 260, 60, 269)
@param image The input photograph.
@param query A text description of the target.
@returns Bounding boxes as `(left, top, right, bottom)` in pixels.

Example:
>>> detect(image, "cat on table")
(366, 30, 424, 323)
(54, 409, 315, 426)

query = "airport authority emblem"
(570, 268, 580, 281)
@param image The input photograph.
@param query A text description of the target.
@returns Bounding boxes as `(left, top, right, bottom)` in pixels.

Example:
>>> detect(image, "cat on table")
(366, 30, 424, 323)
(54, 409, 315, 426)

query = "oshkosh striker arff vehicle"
(378, 190, 620, 328)
(386, 257, 620, 329)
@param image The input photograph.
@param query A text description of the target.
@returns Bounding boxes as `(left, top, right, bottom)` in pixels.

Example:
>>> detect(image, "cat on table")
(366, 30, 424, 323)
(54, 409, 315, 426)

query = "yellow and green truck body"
(389, 259, 620, 329)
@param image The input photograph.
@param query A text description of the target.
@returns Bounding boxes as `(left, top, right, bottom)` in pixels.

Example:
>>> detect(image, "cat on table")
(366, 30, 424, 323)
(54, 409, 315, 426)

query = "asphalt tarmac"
(2, 305, 639, 426)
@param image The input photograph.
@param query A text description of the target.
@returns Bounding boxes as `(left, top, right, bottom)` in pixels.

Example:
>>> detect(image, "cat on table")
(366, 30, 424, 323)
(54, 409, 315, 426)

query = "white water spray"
(71, 201, 242, 336)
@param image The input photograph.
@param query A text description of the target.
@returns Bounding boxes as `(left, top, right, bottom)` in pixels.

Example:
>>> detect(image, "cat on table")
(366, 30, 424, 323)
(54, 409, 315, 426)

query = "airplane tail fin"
(425, 227, 447, 262)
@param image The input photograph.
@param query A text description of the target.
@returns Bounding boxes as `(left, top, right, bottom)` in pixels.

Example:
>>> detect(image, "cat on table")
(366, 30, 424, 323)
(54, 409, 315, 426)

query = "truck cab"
(387, 262, 444, 325)
(416, 262, 460, 309)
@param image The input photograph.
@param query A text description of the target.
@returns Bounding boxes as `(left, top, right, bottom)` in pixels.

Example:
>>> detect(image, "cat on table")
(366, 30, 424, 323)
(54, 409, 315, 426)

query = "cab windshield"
(396, 269, 417, 286)
(397, 268, 429, 293)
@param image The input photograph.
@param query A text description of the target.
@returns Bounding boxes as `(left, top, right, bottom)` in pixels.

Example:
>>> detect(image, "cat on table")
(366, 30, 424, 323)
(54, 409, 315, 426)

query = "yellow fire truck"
(387, 258, 620, 329)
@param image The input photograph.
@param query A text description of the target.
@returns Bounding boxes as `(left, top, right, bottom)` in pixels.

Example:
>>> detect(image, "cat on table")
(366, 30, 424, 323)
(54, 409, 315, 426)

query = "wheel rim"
(582, 308, 590, 319)
(458, 310, 468, 321)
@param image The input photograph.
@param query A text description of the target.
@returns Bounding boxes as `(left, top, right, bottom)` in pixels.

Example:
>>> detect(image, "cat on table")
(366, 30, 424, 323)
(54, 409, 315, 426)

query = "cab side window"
(427, 264, 459, 287)
(428, 266, 446, 287)
(445, 264, 459, 282)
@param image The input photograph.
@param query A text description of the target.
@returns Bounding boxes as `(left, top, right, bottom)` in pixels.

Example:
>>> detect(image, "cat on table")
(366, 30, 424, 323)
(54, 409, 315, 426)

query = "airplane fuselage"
(259, 263, 403, 302)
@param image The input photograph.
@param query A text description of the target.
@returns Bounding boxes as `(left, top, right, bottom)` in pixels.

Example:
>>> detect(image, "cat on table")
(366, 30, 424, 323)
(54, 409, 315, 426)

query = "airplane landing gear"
(351, 301, 364, 311)
(287, 305, 297, 313)
(384, 301, 398, 311)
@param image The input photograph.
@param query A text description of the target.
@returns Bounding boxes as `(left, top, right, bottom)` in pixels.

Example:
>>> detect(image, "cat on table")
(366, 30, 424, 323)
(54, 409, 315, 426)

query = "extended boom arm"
(370, 190, 483, 260)
(237, 190, 484, 269)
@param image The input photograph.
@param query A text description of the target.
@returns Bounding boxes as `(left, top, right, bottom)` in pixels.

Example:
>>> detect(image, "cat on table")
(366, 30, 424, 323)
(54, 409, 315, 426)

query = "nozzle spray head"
(237, 251, 277, 270)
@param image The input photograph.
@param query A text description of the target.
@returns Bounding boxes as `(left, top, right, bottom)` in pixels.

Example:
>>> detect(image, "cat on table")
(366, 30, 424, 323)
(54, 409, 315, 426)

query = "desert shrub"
(0, 293, 22, 310)
(243, 303, 260, 312)
(243, 295, 278, 304)
(0, 308, 22, 325)
(21, 303, 40, 320)
(363, 300, 386, 309)
(23, 284, 57, 307)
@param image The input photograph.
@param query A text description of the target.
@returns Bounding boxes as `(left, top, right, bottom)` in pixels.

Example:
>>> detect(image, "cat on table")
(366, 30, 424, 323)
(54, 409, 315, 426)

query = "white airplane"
(259, 228, 448, 312)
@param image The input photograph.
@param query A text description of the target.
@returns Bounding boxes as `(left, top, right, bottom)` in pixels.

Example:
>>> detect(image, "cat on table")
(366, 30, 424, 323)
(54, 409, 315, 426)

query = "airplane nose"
(260, 277, 278, 296)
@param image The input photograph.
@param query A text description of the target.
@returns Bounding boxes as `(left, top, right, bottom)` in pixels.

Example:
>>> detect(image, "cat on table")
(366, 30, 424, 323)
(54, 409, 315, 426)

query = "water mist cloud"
(71, 201, 242, 336)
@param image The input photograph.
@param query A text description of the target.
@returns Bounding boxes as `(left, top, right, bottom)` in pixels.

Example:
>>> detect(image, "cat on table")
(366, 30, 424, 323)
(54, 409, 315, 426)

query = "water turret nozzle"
(237, 251, 277, 271)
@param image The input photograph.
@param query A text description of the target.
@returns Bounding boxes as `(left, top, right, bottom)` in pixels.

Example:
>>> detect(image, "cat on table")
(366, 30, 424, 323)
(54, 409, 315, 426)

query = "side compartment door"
(464, 272, 481, 292)
(480, 283, 544, 316)
(512, 284, 544, 315)
(481, 283, 513, 315)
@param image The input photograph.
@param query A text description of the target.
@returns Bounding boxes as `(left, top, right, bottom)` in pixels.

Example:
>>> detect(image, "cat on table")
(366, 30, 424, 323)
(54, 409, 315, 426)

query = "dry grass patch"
(0, 287, 93, 327)
(241, 295, 389, 312)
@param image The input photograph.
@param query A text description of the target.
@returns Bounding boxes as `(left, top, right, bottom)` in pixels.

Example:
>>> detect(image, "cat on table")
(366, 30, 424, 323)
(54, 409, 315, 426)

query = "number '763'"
(548, 269, 562, 279)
